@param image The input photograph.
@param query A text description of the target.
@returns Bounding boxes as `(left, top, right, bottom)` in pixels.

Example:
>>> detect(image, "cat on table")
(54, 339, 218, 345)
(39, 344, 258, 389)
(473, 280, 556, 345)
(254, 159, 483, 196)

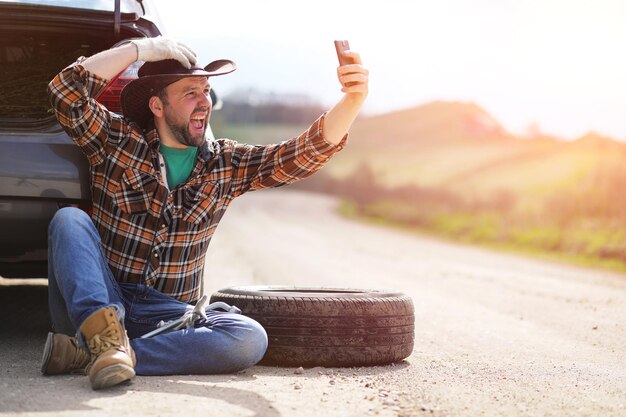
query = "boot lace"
(87, 321, 122, 357)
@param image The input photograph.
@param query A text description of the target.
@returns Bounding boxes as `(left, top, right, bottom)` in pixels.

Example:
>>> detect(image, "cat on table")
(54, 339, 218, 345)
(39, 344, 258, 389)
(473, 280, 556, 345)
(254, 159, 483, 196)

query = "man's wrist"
(344, 92, 367, 107)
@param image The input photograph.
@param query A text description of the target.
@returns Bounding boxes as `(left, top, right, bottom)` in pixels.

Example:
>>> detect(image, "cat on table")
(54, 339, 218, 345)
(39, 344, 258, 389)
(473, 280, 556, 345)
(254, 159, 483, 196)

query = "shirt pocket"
(181, 181, 219, 224)
(114, 168, 158, 215)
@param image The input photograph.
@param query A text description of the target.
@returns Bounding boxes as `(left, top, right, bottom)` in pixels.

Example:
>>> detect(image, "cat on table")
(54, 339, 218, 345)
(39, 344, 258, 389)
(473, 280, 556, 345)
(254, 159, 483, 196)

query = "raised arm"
(223, 48, 369, 196)
(47, 37, 197, 166)
(81, 37, 197, 80)
(323, 50, 369, 145)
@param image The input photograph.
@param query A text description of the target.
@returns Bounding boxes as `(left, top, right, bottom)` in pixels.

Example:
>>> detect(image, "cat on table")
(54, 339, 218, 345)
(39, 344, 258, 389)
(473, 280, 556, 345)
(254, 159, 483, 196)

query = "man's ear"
(149, 96, 164, 117)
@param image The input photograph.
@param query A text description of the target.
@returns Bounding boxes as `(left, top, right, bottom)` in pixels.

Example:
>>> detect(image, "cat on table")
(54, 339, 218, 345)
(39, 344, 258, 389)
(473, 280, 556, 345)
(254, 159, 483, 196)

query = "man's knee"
(237, 317, 268, 367)
(49, 207, 93, 237)
(208, 314, 268, 372)
(218, 316, 268, 372)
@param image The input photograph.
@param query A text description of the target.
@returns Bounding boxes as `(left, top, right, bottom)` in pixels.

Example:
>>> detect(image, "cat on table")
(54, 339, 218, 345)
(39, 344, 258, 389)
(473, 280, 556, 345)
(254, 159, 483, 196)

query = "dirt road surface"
(1, 190, 625, 417)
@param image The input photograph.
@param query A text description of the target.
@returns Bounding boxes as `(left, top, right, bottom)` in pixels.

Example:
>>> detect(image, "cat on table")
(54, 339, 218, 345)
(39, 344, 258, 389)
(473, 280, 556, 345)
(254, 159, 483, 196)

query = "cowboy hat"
(120, 58, 236, 129)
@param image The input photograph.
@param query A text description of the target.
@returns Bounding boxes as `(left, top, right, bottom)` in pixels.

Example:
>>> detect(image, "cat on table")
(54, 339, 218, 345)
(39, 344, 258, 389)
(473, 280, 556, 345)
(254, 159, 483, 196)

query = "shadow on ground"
(0, 284, 281, 415)
(0, 284, 409, 416)
(0, 283, 51, 337)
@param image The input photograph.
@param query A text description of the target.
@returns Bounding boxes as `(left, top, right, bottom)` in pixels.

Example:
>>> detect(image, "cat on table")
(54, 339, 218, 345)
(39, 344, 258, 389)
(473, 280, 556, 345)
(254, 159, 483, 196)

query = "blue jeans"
(47, 207, 267, 375)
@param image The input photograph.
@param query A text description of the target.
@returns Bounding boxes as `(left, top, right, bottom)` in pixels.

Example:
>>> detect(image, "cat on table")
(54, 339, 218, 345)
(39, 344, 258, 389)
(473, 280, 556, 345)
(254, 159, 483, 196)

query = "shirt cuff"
(68, 59, 109, 99)
(307, 112, 348, 156)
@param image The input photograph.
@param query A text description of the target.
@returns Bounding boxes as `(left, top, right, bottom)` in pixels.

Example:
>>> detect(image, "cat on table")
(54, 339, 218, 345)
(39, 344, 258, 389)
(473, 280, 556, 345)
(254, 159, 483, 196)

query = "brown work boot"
(41, 332, 90, 375)
(80, 306, 136, 390)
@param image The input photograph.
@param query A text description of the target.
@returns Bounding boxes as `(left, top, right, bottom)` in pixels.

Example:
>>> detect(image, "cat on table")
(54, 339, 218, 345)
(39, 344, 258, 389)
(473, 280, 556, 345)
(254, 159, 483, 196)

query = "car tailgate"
(0, 130, 89, 201)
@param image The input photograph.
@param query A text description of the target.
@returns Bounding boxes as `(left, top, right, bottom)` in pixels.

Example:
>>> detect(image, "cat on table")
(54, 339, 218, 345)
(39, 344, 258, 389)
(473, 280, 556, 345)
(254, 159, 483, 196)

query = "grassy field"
(338, 199, 626, 274)
(215, 107, 626, 274)
(212, 119, 309, 145)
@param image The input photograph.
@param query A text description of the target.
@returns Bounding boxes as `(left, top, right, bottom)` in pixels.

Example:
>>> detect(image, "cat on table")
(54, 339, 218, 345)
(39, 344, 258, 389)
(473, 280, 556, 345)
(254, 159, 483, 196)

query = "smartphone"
(334, 40, 357, 66)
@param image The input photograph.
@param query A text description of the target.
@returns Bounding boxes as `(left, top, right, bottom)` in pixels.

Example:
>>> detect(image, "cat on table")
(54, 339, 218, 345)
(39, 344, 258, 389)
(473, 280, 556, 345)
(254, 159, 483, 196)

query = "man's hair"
(157, 88, 169, 105)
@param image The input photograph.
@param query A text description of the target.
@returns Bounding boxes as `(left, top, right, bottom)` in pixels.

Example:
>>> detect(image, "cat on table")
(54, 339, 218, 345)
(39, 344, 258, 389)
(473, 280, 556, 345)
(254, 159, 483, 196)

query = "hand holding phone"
(334, 40, 358, 66)
(325, 41, 368, 144)
(334, 40, 360, 88)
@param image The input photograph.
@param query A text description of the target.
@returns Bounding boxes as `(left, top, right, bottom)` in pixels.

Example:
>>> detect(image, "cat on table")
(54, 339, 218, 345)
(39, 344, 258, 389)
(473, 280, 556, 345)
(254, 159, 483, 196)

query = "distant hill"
(218, 89, 326, 125)
(353, 101, 511, 146)
(292, 100, 626, 271)
(327, 101, 626, 212)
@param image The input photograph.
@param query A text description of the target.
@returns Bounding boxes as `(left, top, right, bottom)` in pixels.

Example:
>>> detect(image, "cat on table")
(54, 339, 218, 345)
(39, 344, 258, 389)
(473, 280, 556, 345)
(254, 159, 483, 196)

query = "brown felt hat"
(121, 58, 236, 129)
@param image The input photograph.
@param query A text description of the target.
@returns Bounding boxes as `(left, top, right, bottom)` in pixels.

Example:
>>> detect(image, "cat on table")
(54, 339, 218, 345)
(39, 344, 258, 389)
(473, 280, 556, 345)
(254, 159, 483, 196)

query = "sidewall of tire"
(210, 286, 415, 367)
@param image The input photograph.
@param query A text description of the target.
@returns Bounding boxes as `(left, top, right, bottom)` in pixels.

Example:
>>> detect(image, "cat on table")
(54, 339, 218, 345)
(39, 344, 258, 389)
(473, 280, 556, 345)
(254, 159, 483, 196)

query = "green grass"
(212, 122, 310, 145)
(338, 199, 626, 274)
(209, 122, 626, 275)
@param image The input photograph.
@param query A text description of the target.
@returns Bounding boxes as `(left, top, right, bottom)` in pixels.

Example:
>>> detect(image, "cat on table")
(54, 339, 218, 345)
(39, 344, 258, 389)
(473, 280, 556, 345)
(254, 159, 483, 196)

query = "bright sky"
(152, 0, 626, 140)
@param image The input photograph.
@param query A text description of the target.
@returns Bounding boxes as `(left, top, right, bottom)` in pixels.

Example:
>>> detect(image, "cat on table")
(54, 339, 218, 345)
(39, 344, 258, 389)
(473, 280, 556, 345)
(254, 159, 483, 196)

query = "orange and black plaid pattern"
(48, 63, 347, 304)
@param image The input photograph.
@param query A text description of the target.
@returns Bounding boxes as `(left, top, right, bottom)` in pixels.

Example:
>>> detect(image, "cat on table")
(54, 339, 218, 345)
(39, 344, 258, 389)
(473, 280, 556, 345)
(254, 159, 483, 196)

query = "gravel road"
(1, 189, 625, 417)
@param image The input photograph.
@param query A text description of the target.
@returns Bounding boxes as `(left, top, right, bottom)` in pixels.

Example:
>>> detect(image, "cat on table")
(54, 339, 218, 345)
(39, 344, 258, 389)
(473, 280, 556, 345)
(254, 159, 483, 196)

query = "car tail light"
(94, 61, 143, 112)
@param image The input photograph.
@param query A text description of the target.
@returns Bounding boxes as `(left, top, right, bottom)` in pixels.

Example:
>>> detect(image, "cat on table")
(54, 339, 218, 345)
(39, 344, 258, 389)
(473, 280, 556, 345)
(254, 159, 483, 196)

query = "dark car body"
(0, 0, 165, 277)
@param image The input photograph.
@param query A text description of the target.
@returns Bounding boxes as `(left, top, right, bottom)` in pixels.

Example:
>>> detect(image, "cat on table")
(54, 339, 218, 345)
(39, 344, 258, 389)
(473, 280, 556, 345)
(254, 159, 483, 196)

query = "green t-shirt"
(159, 144, 198, 189)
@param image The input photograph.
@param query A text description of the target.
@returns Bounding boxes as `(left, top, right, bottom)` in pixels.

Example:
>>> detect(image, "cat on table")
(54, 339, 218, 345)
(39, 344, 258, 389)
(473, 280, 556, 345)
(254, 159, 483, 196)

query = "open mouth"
(190, 113, 206, 132)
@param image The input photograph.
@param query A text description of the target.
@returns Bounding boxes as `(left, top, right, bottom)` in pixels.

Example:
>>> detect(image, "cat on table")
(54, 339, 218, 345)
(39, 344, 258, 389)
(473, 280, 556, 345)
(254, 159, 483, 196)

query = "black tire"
(210, 286, 414, 367)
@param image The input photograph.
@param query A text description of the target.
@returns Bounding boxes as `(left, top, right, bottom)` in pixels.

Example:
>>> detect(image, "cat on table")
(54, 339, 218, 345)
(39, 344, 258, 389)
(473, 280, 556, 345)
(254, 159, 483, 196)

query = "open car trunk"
(0, 1, 161, 277)
(0, 31, 113, 123)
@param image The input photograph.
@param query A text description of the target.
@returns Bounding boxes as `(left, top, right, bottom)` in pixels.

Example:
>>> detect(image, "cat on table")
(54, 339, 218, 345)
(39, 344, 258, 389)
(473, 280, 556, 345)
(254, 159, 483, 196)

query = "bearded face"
(162, 102, 210, 147)
(157, 76, 212, 148)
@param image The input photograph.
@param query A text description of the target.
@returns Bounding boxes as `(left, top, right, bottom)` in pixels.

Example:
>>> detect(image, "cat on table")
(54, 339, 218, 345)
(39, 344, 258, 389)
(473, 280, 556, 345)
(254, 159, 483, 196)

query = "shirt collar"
(145, 127, 160, 149)
(197, 140, 212, 162)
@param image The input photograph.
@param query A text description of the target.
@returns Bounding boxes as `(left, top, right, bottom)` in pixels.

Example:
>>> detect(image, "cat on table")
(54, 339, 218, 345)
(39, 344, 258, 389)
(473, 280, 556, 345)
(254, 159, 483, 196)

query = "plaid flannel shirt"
(48, 63, 347, 304)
